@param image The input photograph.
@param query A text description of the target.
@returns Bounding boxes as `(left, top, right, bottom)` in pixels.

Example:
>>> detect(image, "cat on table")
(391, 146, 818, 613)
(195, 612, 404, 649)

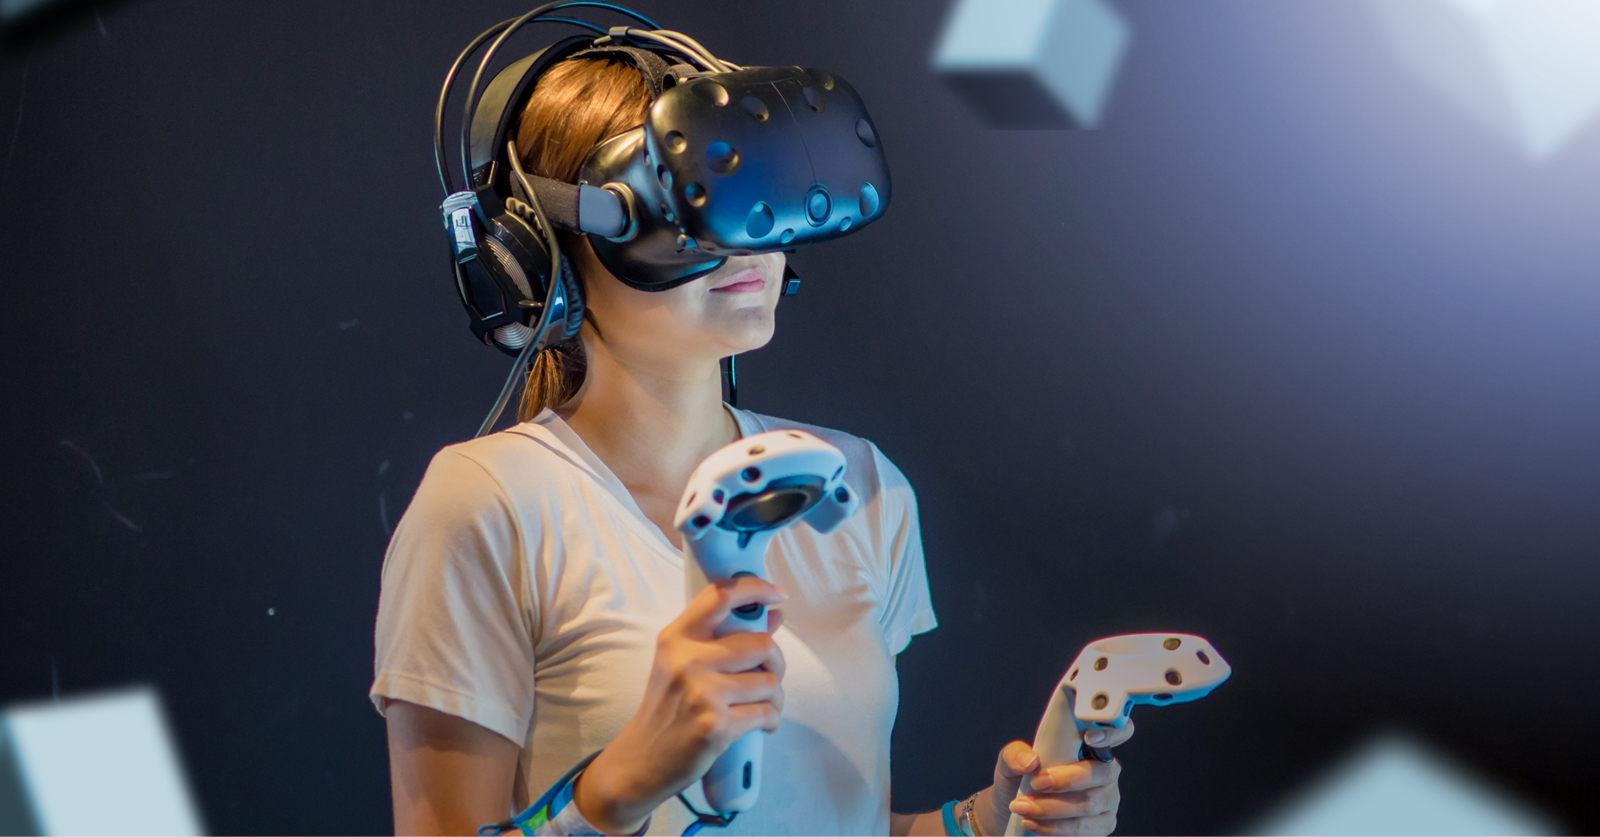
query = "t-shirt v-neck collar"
(511, 404, 760, 559)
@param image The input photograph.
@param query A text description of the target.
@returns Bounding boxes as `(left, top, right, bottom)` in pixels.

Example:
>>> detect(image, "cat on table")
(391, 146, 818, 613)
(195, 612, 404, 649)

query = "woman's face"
(576, 246, 786, 366)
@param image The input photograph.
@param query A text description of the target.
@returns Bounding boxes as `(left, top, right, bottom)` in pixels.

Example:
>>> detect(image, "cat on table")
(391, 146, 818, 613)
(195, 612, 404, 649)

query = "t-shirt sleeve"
(370, 447, 537, 744)
(871, 444, 938, 655)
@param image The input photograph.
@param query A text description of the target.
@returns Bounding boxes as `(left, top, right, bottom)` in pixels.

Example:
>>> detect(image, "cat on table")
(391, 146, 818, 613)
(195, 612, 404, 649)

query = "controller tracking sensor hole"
(1196, 650, 1211, 665)
(1163, 637, 1181, 650)
(1094, 657, 1108, 671)
(1091, 693, 1109, 710)
(1165, 670, 1183, 686)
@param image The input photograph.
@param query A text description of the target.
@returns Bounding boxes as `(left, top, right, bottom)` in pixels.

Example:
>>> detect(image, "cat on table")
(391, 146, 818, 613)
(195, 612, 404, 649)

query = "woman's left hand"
(973, 720, 1134, 836)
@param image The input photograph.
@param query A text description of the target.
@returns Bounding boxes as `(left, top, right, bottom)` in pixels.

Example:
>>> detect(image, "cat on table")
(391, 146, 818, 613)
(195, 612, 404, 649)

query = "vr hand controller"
(1005, 634, 1232, 837)
(672, 429, 859, 818)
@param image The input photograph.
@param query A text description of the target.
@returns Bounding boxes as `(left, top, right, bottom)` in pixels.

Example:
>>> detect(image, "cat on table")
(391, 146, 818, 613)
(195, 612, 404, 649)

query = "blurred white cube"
(0, 687, 203, 835)
(1250, 732, 1555, 836)
(932, 0, 1130, 128)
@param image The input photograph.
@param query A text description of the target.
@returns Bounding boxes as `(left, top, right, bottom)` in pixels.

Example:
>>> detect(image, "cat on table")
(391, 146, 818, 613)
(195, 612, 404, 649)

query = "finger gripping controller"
(673, 429, 859, 817)
(1005, 633, 1231, 836)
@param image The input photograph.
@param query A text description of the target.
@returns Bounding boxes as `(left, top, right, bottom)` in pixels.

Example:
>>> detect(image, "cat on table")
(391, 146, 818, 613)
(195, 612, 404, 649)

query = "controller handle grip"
(685, 560, 766, 814)
(674, 429, 858, 817)
(1004, 684, 1109, 837)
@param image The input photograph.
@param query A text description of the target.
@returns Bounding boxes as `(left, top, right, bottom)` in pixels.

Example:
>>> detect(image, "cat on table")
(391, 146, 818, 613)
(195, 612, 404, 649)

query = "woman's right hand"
(572, 575, 788, 834)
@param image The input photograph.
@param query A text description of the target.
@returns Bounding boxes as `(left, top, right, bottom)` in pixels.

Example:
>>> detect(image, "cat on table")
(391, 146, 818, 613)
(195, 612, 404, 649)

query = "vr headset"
(437, 2, 893, 393)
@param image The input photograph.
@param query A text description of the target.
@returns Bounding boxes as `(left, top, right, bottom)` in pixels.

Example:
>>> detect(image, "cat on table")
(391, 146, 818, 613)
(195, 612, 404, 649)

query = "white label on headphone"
(450, 207, 476, 254)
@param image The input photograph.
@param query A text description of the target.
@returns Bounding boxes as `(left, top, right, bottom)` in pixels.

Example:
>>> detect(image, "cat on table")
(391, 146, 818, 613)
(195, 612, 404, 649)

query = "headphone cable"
(473, 141, 571, 438)
(436, 16, 605, 195)
(460, 2, 660, 192)
(437, 2, 661, 195)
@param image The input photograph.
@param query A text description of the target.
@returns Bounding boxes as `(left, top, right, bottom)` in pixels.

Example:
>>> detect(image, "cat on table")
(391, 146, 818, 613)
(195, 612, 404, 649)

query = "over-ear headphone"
(438, 2, 892, 434)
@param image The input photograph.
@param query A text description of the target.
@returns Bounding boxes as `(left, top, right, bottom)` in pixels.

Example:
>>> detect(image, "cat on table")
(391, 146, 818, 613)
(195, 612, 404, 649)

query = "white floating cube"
(1369, 0, 1600, 160)
(0, 687, 204, 835)
(933, 0, 1130, 128)
(1250, 733, 1555, 836)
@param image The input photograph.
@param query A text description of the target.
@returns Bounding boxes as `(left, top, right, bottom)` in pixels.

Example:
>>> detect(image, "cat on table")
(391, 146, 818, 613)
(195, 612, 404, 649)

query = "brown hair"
(513, 58, 652, 421)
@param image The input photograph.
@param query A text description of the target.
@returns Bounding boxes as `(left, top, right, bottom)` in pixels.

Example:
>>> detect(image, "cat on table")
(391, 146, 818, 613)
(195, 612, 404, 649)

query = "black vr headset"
(437, 3, 892, 433)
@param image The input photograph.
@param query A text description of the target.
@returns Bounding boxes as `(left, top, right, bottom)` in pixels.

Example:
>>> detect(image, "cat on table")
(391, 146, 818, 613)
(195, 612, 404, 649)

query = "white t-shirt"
(370, 406, 937, 835)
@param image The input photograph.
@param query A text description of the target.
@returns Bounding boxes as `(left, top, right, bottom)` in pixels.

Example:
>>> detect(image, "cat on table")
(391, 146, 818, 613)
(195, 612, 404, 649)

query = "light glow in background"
(920, 1, 1597, 831)
(935, 0, 1600, 160)
(1369, 0, 1600, 161)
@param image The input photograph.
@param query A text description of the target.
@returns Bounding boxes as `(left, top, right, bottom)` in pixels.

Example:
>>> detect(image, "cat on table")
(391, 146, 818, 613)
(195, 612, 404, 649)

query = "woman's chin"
(717, 316, 776, 355)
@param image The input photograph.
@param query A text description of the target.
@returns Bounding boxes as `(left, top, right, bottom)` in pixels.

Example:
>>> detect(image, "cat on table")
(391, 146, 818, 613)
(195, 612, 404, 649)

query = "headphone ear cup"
(558, 251, 585, 341)
(484, 210, 550, 309)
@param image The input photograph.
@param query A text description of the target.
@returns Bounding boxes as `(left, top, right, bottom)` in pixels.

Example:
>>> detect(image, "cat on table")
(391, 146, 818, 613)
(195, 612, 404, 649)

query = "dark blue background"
(3, 0, 1597, 833)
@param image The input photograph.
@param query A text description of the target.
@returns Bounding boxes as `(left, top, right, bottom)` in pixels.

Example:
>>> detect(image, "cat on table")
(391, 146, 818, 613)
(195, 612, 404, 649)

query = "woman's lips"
(708, 270, 766, 294)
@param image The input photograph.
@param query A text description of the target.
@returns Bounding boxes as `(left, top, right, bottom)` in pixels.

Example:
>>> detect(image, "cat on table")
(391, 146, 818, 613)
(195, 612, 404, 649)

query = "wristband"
(480, 751, 651, 837)
(941, 799, 964, 837)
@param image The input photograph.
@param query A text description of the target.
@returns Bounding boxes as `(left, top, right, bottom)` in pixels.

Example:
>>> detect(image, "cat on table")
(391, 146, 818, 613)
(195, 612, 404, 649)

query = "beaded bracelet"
(961, 793, 984, 836)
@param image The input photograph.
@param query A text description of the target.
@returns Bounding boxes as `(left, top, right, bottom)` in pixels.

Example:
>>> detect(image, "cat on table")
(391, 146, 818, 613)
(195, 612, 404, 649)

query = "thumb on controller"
(993, 741, 1041, 799)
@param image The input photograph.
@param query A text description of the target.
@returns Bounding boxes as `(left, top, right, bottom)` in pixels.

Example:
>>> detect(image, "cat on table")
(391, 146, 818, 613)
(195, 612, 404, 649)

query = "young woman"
(372, 56, 1133, 836)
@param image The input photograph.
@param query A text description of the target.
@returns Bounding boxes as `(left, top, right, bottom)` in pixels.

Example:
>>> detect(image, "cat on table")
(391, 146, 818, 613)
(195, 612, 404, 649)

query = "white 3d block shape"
(1370, 0, 1600, 160)
(1250, 733, 1556, 836)
(933, 0, 1130, 128)
(0, 687, 204, 835)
